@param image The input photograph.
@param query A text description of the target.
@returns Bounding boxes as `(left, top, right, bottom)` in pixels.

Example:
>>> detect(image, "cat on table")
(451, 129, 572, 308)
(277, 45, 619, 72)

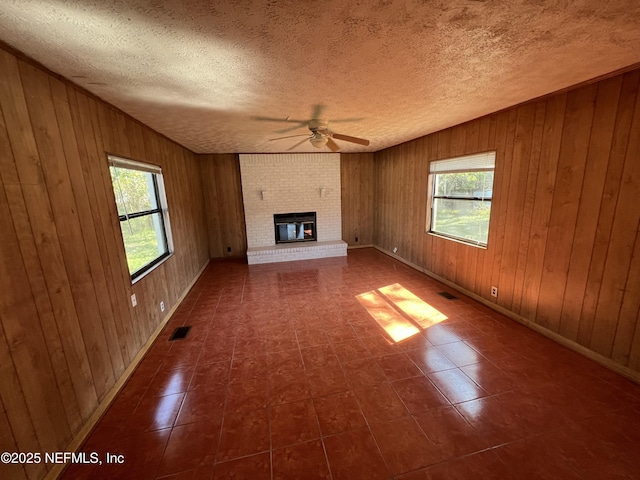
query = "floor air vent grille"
(169, 326, 191, 341)
(438, 291, 458, 300)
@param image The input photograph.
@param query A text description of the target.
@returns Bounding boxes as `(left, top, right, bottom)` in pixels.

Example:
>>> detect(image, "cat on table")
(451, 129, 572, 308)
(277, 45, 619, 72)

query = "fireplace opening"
(274, 212, 317, 244)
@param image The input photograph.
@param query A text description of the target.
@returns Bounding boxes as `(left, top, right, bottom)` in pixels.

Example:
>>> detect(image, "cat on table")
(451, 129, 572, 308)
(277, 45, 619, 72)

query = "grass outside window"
(428, 152, 495, 247)
(109, 155, 172, 281)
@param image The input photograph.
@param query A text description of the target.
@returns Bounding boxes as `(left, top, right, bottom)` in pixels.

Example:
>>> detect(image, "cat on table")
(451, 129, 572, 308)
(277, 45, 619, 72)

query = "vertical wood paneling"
(499, 103, 536, 310)
(558, 77, 622, 341)
(614, 230, 640, 365)
(1, 90, 83, 442)
(52, 77, 127, 378)
(199, 154, 247, 258)
(577, 72, 640, 347)
(0, 46, 208, 479)
(590, 88, 640, 357)
(67, 89, 136, 366)
(0, 175, 71, 454)
(0, 108, 19, 185)
(2, 180, 84, 433)
(19, 61, 117, 400)
(536, 84, 598, 333)
(519, 93, 567, 321)
(0, 49, 99, 431)
(371, 66, 640, 377)
(476, 114, 498, 298)
(412, 139, 430, 268)
(341, 153, 375, 246)
(0, 325, 43, 480)
(400, 144, 413, 257)
(0, 398, 27, 480)
(490, 110, 515, 305)
(510, 101, 545, 313)
(627, 234, 640, 370)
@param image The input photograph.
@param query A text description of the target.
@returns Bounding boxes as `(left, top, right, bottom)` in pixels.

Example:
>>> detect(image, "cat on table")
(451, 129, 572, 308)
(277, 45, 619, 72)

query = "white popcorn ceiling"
(1, 0, 639, 154)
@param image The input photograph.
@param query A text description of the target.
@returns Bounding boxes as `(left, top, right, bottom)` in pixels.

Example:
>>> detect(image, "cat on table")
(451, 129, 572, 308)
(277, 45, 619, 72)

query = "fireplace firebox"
(274, 212, 316, 244)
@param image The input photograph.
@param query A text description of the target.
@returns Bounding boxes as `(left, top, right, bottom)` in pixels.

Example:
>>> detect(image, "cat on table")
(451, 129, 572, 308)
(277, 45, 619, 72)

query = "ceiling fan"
(269, 119, 370, 151)
(254, 105, 370, 151)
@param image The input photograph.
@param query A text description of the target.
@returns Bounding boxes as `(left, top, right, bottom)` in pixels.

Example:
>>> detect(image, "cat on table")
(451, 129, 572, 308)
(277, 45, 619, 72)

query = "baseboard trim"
(372, 246, 640, 385)
(47, 259, 210, 480)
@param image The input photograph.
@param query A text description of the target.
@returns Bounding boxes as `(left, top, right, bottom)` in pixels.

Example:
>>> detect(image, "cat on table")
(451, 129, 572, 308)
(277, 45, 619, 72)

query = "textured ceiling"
(1, 0, 639, 154)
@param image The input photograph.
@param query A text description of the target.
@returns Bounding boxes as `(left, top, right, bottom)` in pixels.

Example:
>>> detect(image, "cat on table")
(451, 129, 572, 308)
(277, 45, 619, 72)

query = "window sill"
(131, 252, 173, 285)
(426, 231, 487, 250)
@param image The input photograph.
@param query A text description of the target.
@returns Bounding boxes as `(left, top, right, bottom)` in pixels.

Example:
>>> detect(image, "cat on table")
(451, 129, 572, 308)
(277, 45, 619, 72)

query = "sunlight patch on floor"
(357, 283, 448, 343)
(378, 283, 448, 328)
(356, 291, 420, 342)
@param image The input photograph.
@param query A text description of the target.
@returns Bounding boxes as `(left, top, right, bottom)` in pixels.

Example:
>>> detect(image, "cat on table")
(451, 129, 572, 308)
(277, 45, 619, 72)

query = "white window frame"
(427, 151, 496, 247)
(108, 155, 173, 283)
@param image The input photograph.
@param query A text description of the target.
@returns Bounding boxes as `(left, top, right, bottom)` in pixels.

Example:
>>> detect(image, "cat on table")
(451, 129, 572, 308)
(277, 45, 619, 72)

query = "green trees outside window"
(109, 156, 171, 281)
(429, 153, 495, 247)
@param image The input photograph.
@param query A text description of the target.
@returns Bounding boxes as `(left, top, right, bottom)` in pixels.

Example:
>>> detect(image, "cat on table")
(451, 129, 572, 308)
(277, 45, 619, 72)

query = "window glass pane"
(434, 171, 494, 198)
(120, 213, 167, 275)
(110, 167, 158, 216)
(432, 198, 491, 244)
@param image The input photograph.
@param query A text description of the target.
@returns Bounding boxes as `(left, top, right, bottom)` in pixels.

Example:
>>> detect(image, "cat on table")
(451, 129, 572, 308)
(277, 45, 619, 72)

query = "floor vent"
(169, 326, 191, 341)
(438, 291, 458, 300)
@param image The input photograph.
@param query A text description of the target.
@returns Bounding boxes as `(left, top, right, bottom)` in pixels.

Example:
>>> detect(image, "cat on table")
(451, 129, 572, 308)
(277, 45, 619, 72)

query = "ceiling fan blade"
(275, 123, 308, 134)
(253, 115, 307, 124)
(269, 134, 309, 141)
(331, 133, 370, 146)
(329, 117, 365, 123)
(326, 137, 340, 152)
(311, 104, 325, 120)
(287, 137, 310, 151)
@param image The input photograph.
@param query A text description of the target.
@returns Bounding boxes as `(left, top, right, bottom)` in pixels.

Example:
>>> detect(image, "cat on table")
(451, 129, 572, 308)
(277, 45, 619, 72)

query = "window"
(428, 151, 495, 247)
(108, 155, 172, 282)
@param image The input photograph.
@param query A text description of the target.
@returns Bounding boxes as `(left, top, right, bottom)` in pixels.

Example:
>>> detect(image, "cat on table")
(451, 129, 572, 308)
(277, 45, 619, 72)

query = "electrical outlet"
(227, 246, 231, 253)
(355, 236, 359, 243)
(131, 294, 137, 307)
(491, 286, 498, 298)
(393, 247, 398, 253)
(160, 301, 165, 312)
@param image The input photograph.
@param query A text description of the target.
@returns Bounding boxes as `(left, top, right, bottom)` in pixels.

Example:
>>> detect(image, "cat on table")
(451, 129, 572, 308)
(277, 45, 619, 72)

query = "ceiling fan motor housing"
(308, 119, 329, 148)
(308, 119, 329, 132)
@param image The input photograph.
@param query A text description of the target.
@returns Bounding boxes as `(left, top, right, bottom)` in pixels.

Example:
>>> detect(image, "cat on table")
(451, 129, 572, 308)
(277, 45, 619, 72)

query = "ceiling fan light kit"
(262, 107, 370, 152)
(310, 131, 328, 148)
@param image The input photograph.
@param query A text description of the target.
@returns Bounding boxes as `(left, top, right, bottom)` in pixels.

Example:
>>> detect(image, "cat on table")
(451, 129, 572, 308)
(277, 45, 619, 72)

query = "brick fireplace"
(239, 153, 347, 264)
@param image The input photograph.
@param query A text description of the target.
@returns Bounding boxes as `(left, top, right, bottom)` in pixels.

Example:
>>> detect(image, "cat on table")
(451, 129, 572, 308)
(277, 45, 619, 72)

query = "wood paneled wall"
(0, 47, 209, 480)
(341, 153, 375, 246)
(199, 154, 247, 258)
(374, 68, 640, 375)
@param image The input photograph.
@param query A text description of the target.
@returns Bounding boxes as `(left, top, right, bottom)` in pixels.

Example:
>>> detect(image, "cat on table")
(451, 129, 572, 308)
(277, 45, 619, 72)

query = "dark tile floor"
(62, 248, 640, 479)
